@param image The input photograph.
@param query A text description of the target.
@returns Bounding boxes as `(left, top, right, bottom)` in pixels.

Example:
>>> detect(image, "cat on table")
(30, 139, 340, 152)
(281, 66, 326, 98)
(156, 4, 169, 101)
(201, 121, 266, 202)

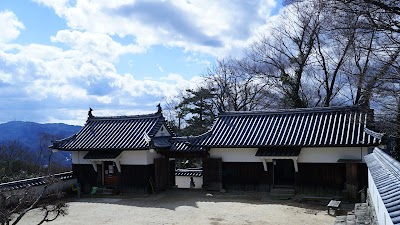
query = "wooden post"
(346, 163, 359, 202)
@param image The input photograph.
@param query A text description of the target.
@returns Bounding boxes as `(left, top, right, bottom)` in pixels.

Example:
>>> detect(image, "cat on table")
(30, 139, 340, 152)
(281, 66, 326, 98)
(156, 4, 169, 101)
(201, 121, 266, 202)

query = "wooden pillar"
(346, 163, 359, 202)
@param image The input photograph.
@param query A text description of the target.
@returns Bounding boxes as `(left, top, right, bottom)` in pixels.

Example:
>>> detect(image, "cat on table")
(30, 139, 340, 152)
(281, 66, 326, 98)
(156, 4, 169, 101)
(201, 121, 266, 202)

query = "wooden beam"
(91, 162, 97, 172)
(292, 158, 298, 172)
(262, 159, 268, 171)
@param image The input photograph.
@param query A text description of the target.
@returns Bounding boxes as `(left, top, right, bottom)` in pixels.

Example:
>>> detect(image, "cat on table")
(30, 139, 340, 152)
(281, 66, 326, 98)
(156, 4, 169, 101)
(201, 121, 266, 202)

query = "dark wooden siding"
(154, 158, 169, 191)
(72, 164, 98, 193)
(203, 158, 222, 190)
(169, 159, 175, 188)
(119, 164, 154, 193)
(72, 164, 155, 193)
(295, 163, 346, 196)
(221, 162, 272, 192)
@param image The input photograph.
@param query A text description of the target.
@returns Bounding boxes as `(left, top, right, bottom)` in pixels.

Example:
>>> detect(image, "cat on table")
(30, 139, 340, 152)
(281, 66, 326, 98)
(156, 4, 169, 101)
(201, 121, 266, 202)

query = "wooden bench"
(327, 200, 341, 216)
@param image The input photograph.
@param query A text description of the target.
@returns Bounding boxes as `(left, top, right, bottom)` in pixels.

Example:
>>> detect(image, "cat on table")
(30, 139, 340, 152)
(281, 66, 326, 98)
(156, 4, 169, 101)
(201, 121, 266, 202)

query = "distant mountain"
(0, 121, 81, 148)
(0, 121, 81, 165)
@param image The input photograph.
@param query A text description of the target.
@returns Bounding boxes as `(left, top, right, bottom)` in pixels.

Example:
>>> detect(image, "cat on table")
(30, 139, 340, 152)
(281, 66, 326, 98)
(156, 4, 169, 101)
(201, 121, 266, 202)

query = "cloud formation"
(33, 0, 276, 56)
(0, 10, 25, 43)
(0, 0, 278, 125)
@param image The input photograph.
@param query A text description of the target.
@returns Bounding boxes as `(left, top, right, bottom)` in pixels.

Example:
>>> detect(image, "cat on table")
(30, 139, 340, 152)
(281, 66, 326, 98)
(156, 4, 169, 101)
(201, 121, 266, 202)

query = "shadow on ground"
(66, 189, 349, 213)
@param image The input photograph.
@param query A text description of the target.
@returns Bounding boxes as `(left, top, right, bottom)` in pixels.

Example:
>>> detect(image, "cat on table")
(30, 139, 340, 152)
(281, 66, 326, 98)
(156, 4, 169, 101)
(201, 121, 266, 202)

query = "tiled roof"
(0, 171, 74, 191)
(169, 137, 207, 152)
(83, 150, 122, 160)
(365, 148, 400, 224)
(152, 137, 172, 148)
(51, 112, 171, 151)
(256, 147, 301, 157)
(197, 106, 382, 147)
(175, 169, 203, 177)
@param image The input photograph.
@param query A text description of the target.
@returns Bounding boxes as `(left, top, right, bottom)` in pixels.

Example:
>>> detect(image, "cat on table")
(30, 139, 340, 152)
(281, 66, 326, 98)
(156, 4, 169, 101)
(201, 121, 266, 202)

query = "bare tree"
(332, 0, 400, 34)
(310, 7, 360, 106)
(247, 0, 324, 108)
(0, 176, 68, 225)
(205, 59, 276, 111)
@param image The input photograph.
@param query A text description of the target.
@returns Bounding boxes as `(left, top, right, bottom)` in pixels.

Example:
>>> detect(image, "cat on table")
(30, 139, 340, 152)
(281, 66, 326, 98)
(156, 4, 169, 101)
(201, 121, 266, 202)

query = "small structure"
(175, 169, 203, 189)
(365, 147, 400, 225)
(50, 107, 174, 193)
(327, 200, 341, 216)
(191, 106, 382, 199)
(51, 106, 383, 199)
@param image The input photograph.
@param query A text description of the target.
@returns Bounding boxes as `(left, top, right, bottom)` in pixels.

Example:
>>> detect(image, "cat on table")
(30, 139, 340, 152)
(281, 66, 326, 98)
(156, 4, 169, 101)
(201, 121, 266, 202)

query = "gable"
(154, 124, 172, 137)
(51, 113, 167, 151)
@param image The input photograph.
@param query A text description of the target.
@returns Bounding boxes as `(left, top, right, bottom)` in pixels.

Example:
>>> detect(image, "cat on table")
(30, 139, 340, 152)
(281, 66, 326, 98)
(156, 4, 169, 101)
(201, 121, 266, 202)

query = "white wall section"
(298, 147, 369, 163)
(72, 150, 160, 165)
(209, 148, 262, 162)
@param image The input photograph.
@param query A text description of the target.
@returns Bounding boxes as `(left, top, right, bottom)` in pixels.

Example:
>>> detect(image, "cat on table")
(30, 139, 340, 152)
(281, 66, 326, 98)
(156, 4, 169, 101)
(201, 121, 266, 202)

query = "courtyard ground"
(17, 189, 337, 225)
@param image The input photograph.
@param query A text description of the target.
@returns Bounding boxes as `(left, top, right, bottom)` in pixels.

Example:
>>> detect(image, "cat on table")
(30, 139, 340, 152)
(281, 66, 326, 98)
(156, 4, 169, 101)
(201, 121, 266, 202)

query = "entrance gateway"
(255, 147, 301, 187)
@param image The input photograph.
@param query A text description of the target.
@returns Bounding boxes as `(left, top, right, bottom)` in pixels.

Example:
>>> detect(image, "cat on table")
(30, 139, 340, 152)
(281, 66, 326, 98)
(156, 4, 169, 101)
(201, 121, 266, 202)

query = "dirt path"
(17, 190, 335, 225)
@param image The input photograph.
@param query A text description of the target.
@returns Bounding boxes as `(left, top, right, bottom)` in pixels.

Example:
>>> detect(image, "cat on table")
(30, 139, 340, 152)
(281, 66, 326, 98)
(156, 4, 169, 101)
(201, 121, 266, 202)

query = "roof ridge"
(87, 112, 163, 121)
(220, 106, 363, 116)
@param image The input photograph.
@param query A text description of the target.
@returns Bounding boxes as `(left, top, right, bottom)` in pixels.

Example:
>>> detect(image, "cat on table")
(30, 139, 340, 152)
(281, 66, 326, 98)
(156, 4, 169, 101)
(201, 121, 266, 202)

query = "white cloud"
(0, 10, 25, 43)
(33, 0, 277, 57)
(184, 55, 211, 67)
(0, 0, 284, 124)
(51, 30, 145, 60)
(0, 40, 205, 124)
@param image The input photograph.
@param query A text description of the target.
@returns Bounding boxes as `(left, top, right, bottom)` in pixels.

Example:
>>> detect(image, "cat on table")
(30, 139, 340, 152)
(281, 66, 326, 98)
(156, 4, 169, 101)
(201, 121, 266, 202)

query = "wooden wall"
(72, 164, 98, 193)
(119, 164, 154, 193)
(72, 164, 155, 193)
(221, 162, 272, 192)
(295, 163, 346, 196)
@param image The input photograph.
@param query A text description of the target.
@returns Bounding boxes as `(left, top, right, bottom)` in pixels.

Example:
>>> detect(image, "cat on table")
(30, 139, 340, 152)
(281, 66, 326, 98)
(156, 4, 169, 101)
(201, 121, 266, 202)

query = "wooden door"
(154, 158, 169, 191)
(104, 162, 119, 186)
(203, 158, 222, 190)
(274, 159, 295, 186)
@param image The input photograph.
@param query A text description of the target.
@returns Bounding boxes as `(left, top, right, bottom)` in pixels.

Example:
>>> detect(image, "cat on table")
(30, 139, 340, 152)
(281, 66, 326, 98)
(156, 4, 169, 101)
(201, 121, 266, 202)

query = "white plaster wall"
(119, 150, 149, 165)
(368, 170, 394, 225)
(209, 148, 262, 162)
(147, 150, 162, 164)
(298, 147, 369, 163)
(175, 176, 203, 189)
(72, 150, 161, 165)
(209, 147, 370, 163)
(71, 151, 91, 164)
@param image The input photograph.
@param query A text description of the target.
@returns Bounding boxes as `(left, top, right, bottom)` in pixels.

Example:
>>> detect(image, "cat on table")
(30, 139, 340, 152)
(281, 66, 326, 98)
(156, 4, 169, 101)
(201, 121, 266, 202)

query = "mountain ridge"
(0, 121, 82, 148)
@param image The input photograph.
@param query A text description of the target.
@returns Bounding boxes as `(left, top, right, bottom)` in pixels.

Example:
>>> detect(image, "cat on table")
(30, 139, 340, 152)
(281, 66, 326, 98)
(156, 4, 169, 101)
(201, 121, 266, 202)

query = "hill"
(0, 121, 81, 166)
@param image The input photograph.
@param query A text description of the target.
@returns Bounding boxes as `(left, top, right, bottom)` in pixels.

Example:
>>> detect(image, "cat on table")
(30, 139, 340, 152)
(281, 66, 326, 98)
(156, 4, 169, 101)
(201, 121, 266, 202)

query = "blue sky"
(0, 0, 282, 125)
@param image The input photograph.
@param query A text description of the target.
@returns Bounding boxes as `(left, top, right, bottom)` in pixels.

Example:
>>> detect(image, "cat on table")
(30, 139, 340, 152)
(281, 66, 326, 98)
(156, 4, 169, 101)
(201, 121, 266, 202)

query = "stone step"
(270, 187, 295, 200)
(270, 193, 293, 200)
(271, 188, 295, 195)
(334, 202, 371, 225)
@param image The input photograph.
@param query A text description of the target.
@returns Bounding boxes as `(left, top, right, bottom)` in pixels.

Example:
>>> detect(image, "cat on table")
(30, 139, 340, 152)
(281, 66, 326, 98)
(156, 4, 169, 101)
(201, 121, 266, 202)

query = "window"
(108, 164, 114, 174)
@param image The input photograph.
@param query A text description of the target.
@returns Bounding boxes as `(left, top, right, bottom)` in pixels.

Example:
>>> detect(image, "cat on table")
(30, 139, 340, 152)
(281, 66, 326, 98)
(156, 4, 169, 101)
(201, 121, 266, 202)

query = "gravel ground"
(16, 190, 335, 225)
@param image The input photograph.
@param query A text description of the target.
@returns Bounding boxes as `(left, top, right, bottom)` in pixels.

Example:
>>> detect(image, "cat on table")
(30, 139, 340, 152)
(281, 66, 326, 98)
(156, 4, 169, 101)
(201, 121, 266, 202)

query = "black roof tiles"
(83, 150, 122, 159)
(199, 106, 381, 147)
(365, 148, 400, 225)
(51, 106, 382, 153)
(51, 112, 171, 151)
(256, 147, 301, 157)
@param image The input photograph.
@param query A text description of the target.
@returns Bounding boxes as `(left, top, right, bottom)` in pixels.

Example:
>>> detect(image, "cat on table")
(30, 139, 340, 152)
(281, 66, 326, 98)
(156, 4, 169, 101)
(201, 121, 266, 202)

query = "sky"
(0, 0, 283, 125)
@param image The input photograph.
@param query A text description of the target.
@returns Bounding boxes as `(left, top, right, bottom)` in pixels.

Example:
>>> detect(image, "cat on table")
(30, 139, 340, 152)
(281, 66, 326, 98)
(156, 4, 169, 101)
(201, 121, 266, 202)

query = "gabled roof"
(197, 106, 382, 148)
(51, 112, 172, 151)
(169, 137, 207, 152)
(365, 148, 400, 224)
